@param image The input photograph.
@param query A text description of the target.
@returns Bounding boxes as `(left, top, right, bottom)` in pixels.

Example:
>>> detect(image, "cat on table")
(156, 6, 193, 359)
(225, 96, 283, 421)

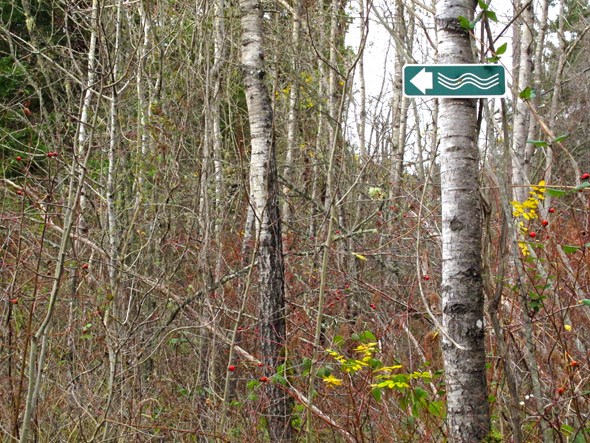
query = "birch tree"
(240, 0, 292, 440)
(436, 0, 490, 440)
(511, 0, 534, 202)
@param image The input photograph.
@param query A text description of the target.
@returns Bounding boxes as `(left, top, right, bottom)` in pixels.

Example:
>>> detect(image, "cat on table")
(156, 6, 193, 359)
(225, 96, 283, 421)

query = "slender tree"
(511, 0, 534, 202)
(239, 0, 292, 440)
(435, 0, 491, 440)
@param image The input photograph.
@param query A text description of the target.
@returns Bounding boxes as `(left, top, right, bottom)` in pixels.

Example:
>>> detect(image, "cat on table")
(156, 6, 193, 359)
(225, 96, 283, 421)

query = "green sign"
(403, 64, 506, 98)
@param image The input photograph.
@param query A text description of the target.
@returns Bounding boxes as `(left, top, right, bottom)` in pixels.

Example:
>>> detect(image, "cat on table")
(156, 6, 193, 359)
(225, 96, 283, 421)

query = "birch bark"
(240, 0, 292, 440)
(436, 0, 490, 440)
(511, 0, 534, 202)
(282, 0, 301, 223)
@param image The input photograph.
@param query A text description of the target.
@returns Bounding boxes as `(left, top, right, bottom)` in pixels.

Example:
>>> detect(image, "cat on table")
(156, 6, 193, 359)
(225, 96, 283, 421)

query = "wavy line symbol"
(438, 72, 499, 91)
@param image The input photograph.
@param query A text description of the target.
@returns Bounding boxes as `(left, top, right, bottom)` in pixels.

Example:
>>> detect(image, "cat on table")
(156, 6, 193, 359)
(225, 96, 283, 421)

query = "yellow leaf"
(352, 253, 367, 261)
(564, 324, 572, 331)
(374, 365, 403, 372)
(322, 374, 343, 387)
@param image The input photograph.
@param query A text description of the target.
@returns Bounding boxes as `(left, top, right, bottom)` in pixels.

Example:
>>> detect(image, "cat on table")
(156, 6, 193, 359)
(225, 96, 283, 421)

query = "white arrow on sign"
(410, 68, 433, 94)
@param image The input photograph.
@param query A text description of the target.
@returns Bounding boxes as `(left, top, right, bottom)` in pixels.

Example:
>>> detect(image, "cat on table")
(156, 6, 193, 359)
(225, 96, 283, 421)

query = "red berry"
(258, 362, 263, 367)
(82, 263, 89, 270)
(53, 152, 58, 157)
(582, 173, 590, 180)
(228, 365, 236, 372)
(370, 303, 376, 309)
(570, 360, 579, 368)
(9, 298, 18, 304)
(16, 156, 22, 161)
(548, 207, 555, 213)
(529, 232, 536, 238)
(16, 189, 23, 195)
(423, 275, 430, 281)
(557, 387, 565, 395)
(541, 220, 548, 226)
(259, 376, 269, 382)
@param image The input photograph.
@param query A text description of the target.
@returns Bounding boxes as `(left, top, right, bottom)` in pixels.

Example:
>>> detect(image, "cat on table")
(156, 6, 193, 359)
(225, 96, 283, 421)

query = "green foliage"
(528, 139, 548, 148)
(562, 244, 581, 254)
(552, 133, 569, 143)
(458, 15, 477, 30)
(545, 188, 568, 197)
(488, 42, 508, 62)
(322, 332, 445, 423)
(482, 429, 503, 443)
(519, 86, 536, 100)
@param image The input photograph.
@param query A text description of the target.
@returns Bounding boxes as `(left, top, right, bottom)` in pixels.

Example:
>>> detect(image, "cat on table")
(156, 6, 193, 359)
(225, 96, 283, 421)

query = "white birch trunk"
(526, 0, 548, 166)
(511, 0, 534, 202)
(282, 0, 301, 223)
(240, 0, 292, 440)
(357, 0, 367, 160)
(436, 0, 490, 440)
(100, 2, 123, 439)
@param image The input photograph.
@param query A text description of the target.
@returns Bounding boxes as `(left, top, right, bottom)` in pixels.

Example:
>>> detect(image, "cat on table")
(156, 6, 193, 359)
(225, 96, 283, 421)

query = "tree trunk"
(240, 0, 292, 440)
(436, 0, 490, 441)
(511, 0, 534, 202)
(282, 0, 301, 224)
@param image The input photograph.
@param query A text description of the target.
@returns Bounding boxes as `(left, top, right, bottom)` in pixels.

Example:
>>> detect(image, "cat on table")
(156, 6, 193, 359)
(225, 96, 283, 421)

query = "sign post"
(403, 64, 506, 98)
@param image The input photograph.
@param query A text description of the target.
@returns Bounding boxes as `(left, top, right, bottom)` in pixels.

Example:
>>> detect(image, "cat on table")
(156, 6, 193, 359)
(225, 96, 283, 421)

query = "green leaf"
(580, 299, 590, 306)
(271, 374, 288, 385)
(495, 42, 508, 55)
(427, 400, 446, 418)
(485, 10, 498, 22)
(478, 0, 489, 9)
(316, 366, 332, 378)
(528, 139, 548, 148)
(371, 387, 383, 402)
(561, 424, 574, 436)
(369, 358, 383, 370)
(247, 380, 260, 391)
(574, 182, 590, 192)
(562, 245, 581, 254)
(458, 16, 475, 30)
(333, 335, 344, 347)
(358, 330, 377, 343)
(519, 86, 536, 100)
(552, 133, 569, 143)
(413, 387, 428, 401)
(546, 188, 568, 197)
